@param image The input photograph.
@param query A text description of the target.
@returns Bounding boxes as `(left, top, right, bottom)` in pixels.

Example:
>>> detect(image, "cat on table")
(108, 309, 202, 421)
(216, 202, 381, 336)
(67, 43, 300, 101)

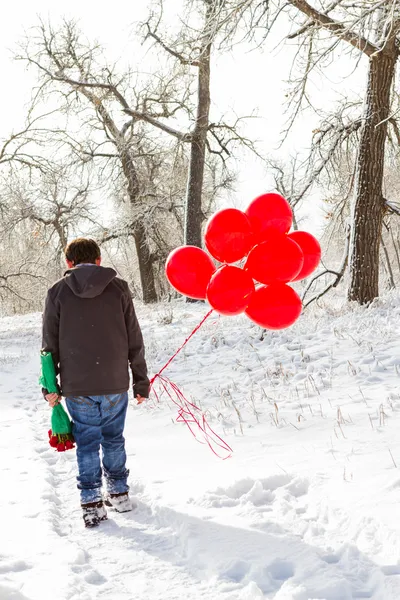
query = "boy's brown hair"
(65, 238, 101, 266)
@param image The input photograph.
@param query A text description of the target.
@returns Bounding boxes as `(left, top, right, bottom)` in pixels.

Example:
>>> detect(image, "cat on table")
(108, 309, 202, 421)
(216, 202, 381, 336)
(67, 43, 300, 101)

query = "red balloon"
(165, 246, 216, 299)
(246, 193, 293, 242)
(288, 231, 321, 281)
(206, 265, 255, 316)
(244, 234, 304, 284)
(204, 208, 254, 264)
(245, 284, 302, 330)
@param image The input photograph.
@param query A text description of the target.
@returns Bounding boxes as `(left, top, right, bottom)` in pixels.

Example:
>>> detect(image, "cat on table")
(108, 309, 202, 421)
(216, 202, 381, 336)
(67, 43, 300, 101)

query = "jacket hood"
(64, 265, 117, 299)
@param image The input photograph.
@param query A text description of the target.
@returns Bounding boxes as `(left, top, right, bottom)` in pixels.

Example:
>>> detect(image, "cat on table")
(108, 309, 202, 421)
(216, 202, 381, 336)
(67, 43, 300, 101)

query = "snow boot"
(104, 492, 134, 513)
(81, 500, 108, 528)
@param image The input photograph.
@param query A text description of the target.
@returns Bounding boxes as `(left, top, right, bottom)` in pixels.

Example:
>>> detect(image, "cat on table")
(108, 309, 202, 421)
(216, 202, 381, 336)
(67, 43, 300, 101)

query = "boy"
(42, 238, 149, 527)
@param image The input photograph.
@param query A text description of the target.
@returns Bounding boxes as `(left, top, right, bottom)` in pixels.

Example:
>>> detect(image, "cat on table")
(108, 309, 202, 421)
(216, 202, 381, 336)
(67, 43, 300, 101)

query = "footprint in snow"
(222, 559, 249, 583)
(35, 446, 51, 456)
(268, 559, 295, 581)
(84, 570, 107, 585)
(222, 558, 295, 596)
(71, 549, 90, 566)
(44, 474, 56, 486)
(41, 492, 62, 506)
(196, 474, 309, 509)
(285, 478, 309, 498)
(320, 553, 340, 564)
(0, 559, 32, 574)
(70, 558, 107, 587)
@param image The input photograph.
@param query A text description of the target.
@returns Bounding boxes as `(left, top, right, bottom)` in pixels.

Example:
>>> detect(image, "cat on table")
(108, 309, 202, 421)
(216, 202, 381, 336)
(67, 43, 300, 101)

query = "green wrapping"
(51, 403, 73, 436)
(39, 350, 59, 394)
(39, 351, 74, 447)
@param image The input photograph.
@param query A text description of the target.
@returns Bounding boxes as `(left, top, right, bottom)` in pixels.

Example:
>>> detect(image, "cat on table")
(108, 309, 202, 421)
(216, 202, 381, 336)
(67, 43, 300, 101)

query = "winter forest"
(1, 0, 400, 312)
(2, 1, 400, 599)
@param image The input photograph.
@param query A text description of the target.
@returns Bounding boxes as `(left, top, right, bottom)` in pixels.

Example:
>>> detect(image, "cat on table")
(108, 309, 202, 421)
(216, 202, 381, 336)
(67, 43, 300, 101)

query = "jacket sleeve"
(123, 285, 150, 398)
(41, 291, 60, 377)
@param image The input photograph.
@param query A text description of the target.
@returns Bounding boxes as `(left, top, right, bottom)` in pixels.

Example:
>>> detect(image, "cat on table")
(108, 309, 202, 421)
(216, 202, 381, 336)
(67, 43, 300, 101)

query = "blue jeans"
(65, 393, 129, 504)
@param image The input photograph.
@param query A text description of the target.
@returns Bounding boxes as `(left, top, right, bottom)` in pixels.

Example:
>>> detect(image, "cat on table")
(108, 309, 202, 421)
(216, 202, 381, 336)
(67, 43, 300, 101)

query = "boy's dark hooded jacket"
(42, 265, 149, 398)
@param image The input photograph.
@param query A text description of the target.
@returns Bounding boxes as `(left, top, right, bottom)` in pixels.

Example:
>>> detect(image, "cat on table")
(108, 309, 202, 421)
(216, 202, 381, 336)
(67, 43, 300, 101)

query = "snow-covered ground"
(2, 293, 400, 600)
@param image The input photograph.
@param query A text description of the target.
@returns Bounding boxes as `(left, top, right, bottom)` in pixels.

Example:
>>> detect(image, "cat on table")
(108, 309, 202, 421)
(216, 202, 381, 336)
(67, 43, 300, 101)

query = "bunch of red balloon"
(165, 193, 321, 330)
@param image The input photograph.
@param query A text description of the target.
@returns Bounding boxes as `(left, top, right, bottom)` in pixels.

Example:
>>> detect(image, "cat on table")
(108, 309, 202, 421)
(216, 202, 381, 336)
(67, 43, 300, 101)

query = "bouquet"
(39, 351, 75, 452)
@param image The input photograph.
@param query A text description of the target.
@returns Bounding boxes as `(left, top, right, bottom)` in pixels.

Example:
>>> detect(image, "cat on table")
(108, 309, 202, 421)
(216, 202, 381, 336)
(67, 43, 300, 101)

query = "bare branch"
(303, 226, 350, 307)
(288, 0, 344, 39)
(385, 199, 400, 216)
(144, 22, 200, 66)
(123, 108, 192, 142)
(288, 0, 379, 56)
(388, 118, 400, 146)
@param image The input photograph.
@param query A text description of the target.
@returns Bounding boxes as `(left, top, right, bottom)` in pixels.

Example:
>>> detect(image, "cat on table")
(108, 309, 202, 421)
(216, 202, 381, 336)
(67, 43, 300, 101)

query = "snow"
(1, 293, 400, 599)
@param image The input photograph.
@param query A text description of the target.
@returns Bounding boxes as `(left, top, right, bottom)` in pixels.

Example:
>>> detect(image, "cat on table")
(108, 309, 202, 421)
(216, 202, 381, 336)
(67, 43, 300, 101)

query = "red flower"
(57, 442, 66, 452)
(49, 436, 58, 448)
(48, 429, 52, 439)
(65, 440, 75, 450)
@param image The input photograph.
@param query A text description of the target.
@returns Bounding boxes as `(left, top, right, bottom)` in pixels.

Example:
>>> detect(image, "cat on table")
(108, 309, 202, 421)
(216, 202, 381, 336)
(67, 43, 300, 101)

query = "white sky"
(1, 0, 369, 233)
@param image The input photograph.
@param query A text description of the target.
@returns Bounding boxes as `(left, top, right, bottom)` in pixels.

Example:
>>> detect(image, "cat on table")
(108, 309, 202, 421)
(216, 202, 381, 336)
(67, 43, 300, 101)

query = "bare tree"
(221, 0, 400, 304)
(100, 140, 234, 297)
(17, 20, 181, 303)
(99, 145, 189, 296)
(1, 165, 100, 276)
(123, 0, 260, 250)
(15, 12, 260, 308)
(0, 213, 53, 314)
(301, 134, 400, 305)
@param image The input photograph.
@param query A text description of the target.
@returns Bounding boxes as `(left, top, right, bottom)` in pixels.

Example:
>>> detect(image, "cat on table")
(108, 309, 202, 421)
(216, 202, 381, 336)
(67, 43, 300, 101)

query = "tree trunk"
(292, 208, 299, 231)
(82, 87, 158, 304)
(120, 147, 158, 303)
(184, 4, 212, 247)
(348, 49, 398, 304)
(134, 221, 157, 303)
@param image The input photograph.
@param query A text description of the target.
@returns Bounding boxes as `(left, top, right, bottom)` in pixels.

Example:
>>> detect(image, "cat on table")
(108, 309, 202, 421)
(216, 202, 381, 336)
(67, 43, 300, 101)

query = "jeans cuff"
(104, 469, 130, 494)
(80, 488, 103, 504)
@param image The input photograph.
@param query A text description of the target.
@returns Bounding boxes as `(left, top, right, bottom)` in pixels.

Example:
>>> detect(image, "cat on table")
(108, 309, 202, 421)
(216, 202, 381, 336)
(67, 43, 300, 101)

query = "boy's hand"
(136, 395, 146, 405)
(46, 393, 61, 407)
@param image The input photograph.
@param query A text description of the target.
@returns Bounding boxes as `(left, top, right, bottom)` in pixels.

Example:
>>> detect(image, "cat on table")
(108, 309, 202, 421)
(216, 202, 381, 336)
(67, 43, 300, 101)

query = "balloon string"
(150, 308, 214, 383)
(152, 373, 232, 460)
(149, 308, 232, 460)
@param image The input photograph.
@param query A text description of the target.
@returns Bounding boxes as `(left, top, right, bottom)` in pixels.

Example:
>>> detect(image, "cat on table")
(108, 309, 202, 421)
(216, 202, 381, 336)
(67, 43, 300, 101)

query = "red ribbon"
(149, 309, 232, 460)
